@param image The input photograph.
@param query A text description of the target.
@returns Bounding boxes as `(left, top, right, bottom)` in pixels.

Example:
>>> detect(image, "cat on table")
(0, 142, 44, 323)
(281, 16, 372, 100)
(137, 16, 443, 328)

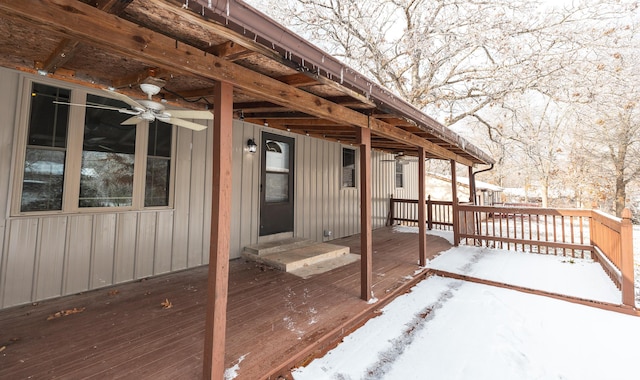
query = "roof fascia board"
(191, 0, 494, 165)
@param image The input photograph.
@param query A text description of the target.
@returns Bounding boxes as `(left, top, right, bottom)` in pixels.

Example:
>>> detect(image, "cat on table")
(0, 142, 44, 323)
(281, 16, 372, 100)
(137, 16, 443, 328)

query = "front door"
(260, 132, 295, 236)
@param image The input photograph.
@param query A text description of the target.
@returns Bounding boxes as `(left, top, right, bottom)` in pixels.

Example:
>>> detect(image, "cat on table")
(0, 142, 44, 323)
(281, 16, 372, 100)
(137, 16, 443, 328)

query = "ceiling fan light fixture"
(140, 83, 162, 97)
(140, 77, 166, 97)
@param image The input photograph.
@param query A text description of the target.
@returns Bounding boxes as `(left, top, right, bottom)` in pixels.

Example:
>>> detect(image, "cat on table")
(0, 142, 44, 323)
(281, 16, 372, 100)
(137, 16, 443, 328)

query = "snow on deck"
(426, 245, 621, 304)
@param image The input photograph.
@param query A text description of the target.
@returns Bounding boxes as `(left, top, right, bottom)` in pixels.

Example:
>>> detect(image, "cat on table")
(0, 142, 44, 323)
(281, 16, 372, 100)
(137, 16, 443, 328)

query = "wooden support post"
(468, 166, 476, 204)
(451, 159, 460, 246)
(203, 81, 233, 380)
(418, 147, 427, 266)
(427, 195, 433, 230)
(620, 208, 635, 307)
(359, 126, 372, 301)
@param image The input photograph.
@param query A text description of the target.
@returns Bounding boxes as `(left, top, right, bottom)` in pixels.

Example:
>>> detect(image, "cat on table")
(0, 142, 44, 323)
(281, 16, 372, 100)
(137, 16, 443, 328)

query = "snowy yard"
(289, 227, 640, 380)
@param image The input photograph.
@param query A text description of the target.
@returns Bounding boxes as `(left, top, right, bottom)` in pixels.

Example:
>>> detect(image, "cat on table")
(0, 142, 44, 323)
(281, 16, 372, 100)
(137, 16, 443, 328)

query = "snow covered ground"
(291, 228, 640, 380)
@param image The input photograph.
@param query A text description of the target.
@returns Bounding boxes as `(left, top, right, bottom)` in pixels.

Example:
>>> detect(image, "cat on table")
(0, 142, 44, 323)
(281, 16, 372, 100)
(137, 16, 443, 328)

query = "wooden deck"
(0, 227, 452, 379)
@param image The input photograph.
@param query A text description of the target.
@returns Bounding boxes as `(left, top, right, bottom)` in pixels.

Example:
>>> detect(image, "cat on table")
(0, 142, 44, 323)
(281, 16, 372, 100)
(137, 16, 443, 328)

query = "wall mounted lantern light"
(246, 139, 257, 153)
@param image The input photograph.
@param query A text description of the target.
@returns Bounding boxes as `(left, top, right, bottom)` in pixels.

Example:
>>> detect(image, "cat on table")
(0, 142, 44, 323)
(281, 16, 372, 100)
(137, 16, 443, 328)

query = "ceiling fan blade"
(102, 89, 145, 110)
(166, 110, 214, 120)
(121, 116, 141, 125)
(118, 109, 141, 116)
(53, 100, 126, 112)
(168, 117, 207, 131)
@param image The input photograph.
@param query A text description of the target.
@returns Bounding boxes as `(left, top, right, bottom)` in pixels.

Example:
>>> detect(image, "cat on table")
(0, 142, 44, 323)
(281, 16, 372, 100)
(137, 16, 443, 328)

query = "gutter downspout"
(470, 164, 494, 205)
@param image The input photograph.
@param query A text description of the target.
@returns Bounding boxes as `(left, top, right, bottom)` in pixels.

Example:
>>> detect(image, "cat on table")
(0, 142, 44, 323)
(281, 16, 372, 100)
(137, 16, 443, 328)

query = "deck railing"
(388, 197, 635, 308)
(388, 197, 453, 230)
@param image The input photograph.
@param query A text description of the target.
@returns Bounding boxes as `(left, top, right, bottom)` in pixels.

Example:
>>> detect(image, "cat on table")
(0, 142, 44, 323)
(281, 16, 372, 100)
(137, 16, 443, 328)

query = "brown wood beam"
(468, 166, 476, 204)
(277, 73, 320, 87)
(203, 81, 233, 380)
(35, 38, 80, 73)
(93, 0, 133, 14)
(418, 147, 427, 266)
(234, 101, 288, 112)
(451, 159, 460, 246)
(255, 118, 341, 127)
(37, 0, 132, 73)
(110, 67, 170, 89)
(358, 126, 372, 301)
(206, 40, 256, 61)
(0, 0, 475, 166)
(163, 87, 217, 101)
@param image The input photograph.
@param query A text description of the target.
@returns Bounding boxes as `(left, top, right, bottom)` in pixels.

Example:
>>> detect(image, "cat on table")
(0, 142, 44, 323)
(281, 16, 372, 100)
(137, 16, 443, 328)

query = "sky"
(283, 227, 640, 380)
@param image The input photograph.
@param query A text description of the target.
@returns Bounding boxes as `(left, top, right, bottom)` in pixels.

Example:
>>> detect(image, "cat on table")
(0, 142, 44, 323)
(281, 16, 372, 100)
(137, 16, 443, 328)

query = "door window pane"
(79, 94, 136, 207)
(265, 172, 289, 202)
(265, 139, 290, 203)
(265, 140, 289, 172)
(20, 83, 70, 212)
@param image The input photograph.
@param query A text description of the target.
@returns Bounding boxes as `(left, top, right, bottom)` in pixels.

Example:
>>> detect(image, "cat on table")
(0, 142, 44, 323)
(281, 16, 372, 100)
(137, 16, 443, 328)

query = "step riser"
(243, 237, 310, 256)
(242, 240, 351, 273)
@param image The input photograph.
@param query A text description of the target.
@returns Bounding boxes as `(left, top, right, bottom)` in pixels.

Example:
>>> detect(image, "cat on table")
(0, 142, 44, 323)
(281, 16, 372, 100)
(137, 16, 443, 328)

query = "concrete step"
(242, 239, 352, 273)
(243, 237, 310, 257)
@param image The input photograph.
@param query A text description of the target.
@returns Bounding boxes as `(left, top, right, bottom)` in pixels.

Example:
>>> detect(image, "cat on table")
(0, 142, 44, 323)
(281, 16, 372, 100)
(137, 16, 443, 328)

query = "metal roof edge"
(191, 0, 494, 165)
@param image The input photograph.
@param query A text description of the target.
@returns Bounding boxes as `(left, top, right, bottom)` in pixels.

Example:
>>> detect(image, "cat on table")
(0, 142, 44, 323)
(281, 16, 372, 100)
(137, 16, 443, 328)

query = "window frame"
(11, 76, 177, 216)
(341, 147, 357, 189)
(395, 160, 405, 188)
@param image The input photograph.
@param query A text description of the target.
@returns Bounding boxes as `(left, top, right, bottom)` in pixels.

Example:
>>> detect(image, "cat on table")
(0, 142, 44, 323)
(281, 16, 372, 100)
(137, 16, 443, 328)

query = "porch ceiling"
(0, 0, 494, 166)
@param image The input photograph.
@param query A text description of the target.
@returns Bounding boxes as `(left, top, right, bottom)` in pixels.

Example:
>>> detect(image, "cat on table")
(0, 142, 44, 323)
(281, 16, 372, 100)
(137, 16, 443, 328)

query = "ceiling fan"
(382, 152, 417, 165)
(55, 77, 212, 131)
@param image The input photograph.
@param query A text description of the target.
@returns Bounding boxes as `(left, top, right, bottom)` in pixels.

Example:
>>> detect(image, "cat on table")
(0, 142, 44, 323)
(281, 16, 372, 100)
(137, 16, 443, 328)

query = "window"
(395, 160, 404, 188)
(20, 83, 70, 212)
(145, 120, 172, 207)
(342, 148, 356, 188)
(16, 79, 176, 214)
(79, 94, 136, 207)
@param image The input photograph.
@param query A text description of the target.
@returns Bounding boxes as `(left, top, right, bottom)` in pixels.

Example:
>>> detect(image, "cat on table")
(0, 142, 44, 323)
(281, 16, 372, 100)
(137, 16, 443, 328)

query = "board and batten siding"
(0, 68, 416, 308)
(228, 121, 410, 255)
(0, 68, 215, 308)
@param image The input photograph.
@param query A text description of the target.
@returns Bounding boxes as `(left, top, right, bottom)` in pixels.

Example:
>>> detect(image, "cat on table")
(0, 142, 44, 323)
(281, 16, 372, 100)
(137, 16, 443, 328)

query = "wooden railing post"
(427, 195, 433, 230)
(620, 208, 635, 308)
(452, 198, 460, 246)
(388, 197, 395, 226)
(450, 160, 459, 246)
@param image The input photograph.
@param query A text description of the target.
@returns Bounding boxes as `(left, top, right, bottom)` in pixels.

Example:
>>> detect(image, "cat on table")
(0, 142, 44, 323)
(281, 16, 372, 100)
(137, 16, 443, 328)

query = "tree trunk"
(615, 175, 626, 217)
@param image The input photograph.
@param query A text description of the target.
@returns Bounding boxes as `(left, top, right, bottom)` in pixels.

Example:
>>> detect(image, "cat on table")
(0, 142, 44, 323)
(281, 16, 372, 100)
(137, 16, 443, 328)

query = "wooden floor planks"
(0, 227, 452, 379)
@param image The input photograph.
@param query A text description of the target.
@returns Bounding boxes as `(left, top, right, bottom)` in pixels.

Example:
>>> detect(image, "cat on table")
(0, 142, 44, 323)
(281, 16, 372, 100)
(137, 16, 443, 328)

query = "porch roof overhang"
(0, 0, 494, 167)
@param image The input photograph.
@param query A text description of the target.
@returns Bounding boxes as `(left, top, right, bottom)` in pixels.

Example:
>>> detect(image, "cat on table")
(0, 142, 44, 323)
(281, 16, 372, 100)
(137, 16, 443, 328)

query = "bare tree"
(252, 0, 567, 125)
(249, 0, 640, 215)
(566, 5, 640, 216)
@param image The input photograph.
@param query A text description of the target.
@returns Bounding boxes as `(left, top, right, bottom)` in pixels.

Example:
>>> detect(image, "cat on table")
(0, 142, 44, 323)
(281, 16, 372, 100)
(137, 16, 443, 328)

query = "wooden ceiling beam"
(277, 73, 320, 87)
(110, 67, 171, 89)
(163, 86, 217, 101)
(0, 0, 474, 166)
(206, 40, 256, 61)
(234, 101, 288, 112)
(36, 0, 133, 73)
